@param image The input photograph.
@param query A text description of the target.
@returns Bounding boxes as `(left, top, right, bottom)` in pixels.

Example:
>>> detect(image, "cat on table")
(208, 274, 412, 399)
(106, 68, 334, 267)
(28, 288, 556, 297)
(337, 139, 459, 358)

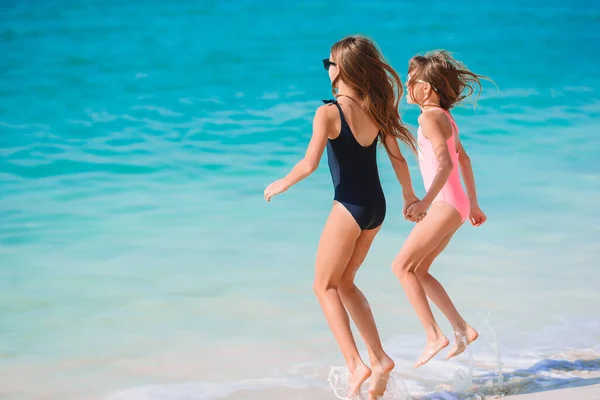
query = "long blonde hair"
(331, 35, 417, 154)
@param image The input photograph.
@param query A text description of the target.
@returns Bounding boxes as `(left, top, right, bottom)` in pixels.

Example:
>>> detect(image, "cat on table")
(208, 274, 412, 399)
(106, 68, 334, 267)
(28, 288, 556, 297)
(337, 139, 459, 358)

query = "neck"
(419, 100, 441, 112)
(335, 81, 358, 100)
(418, 92, 442, 111)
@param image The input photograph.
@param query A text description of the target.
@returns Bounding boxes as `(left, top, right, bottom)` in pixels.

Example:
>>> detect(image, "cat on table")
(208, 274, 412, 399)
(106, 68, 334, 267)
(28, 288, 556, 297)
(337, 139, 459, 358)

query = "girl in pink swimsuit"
(392, 50, 489, 368)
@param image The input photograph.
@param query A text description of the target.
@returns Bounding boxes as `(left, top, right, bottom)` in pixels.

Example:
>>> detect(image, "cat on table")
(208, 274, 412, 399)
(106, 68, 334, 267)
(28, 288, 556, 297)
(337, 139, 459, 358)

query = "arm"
(383, 134, 421, 220)
(383, 134, 418, 202)
(457, 139, 487, 226)
(264, 105, 333, 202)
(457, 140, 478, 206)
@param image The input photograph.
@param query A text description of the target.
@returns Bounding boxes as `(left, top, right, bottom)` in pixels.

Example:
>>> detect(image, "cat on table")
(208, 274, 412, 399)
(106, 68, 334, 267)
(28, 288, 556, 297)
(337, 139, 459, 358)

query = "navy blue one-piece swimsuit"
(324, 100, 386, 230)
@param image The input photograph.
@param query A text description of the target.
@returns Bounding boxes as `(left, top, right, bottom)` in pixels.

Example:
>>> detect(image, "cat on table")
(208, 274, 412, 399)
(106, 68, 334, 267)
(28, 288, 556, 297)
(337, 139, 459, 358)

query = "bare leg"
(337, 226, 394, 400)
(414, 229, 479, 359)
(391, 202, 462, 368)
(313, 202, 369, 398)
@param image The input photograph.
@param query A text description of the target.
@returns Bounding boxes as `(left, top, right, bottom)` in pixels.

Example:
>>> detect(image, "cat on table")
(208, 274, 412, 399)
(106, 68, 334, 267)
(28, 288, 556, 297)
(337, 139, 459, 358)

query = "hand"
(406, 200, 429, 222)
(264, 179, 288, 202)
(469, 204, 487, 226)
(403, 196, 422, 222)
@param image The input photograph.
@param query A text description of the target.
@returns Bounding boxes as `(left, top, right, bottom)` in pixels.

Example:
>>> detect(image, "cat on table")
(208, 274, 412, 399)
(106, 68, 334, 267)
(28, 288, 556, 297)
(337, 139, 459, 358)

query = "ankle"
(376, 354, 395, 370)
(370, 351, 389, 364)
(346, 357, 365, 373)
(426, 327, 445, 342)
(451, 320, 468, 332)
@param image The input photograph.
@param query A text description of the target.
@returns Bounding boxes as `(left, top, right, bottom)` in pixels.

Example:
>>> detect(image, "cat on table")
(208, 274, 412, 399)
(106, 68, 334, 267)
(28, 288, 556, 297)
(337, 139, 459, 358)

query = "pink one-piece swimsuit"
(417, 108, 470, 222)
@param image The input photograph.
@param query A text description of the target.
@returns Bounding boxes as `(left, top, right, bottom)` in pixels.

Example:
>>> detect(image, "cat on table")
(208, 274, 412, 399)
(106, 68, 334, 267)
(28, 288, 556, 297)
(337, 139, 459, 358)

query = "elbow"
(393, 156, 408, 168)
(459, 154, 471, 168)
(439, 160, 453, 177)
(391, 156, 408, 172)
(303, 159, 318, 174)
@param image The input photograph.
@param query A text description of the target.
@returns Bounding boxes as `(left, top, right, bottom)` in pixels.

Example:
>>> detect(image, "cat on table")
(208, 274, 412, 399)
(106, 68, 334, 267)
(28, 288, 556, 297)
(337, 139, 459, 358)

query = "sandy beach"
(220, 384, 600, 399)
(506, 383, 600, 399)
(220, 382, 600, 399)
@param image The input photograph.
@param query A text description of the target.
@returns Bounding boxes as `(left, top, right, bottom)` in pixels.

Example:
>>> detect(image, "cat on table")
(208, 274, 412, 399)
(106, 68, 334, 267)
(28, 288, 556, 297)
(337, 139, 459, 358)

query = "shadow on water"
(421, 358, 600, 399)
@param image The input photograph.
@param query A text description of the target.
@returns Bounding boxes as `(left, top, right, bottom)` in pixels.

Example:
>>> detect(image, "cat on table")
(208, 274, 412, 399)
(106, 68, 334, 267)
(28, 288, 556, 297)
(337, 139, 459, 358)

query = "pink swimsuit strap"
(422, 106, 459, 143)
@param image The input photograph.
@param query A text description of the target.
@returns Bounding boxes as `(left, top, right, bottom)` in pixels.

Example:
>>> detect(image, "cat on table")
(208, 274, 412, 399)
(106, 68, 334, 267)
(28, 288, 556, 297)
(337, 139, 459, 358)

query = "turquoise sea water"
(1, 1, 600, 399)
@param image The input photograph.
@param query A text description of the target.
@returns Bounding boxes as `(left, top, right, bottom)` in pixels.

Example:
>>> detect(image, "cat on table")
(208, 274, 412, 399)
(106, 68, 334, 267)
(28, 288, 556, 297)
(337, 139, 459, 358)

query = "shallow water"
(1, 0, 600, 399)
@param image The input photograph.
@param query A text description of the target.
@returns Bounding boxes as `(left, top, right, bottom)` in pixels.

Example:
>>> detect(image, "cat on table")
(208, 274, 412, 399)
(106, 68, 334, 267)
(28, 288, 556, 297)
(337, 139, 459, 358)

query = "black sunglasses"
(322, 58, 337, 71)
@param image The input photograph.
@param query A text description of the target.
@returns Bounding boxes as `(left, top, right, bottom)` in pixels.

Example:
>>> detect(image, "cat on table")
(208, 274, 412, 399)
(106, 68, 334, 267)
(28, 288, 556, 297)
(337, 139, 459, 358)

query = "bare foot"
(446, 324, 478, 360)
(368, 355, 395, 400)
(414, 337, 449, 368)
(348, 363, 371, 399)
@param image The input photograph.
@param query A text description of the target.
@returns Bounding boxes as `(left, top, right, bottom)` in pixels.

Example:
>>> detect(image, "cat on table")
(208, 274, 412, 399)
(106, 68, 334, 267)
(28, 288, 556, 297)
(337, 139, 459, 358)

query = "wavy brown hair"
(407, 50, 491, 110)
(330, 36, 417, 154)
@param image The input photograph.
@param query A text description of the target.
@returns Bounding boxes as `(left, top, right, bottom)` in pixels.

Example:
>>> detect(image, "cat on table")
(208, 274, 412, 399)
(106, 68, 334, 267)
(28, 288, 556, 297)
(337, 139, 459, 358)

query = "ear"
(422, 83, 435, 101)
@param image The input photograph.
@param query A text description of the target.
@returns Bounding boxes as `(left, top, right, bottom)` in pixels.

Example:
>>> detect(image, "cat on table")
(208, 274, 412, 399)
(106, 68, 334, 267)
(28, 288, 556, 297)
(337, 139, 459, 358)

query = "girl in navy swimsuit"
(264, 35, 420, 399)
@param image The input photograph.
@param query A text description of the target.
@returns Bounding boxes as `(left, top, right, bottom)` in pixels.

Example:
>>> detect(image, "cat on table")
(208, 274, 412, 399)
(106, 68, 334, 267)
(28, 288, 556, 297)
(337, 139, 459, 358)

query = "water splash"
(480, 314, 505, 387)
(451, 336, 474, 393)
(328, 366, 412, 400)
(328, 366, 355, 400)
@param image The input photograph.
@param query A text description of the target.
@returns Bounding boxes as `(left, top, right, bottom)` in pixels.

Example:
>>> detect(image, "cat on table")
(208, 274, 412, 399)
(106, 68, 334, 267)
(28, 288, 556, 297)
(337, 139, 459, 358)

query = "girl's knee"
(313, 277, 338, 296)
(391, 255, 419, 278)
(414, 256, 435, 279)
(337, 279, 356, 297)
(415, 267, 430, 280)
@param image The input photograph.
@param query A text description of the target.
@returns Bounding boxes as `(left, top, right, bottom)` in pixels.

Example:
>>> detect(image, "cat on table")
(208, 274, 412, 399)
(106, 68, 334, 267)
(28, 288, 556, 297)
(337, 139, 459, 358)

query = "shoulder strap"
(439, 109, 460, 152)
(422, 107, 459, 137)
(422, 107, 460, 152)
(322, 99, 350, 133)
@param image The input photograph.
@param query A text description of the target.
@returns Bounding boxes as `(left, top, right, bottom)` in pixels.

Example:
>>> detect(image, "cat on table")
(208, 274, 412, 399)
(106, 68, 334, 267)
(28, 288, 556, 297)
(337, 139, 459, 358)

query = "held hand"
(403, 196, 422, 222)
(264, 179, 288, 202)
(406, 200, 429, 223)
(469, 204, 487, 226)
